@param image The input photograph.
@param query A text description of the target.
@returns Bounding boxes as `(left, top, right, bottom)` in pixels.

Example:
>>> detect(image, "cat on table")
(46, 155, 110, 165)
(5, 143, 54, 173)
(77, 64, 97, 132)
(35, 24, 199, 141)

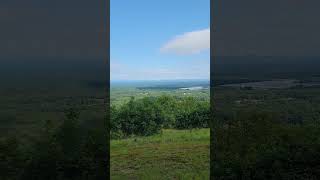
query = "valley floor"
(111, 129, 210, 180)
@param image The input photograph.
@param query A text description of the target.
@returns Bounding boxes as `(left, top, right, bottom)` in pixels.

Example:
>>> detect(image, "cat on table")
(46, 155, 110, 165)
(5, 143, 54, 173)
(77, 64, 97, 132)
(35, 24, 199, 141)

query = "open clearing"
(111, 129, 210, 180)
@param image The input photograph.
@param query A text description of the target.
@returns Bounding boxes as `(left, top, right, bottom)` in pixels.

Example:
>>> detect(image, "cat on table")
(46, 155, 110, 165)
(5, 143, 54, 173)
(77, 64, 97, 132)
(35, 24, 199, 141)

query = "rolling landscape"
(3, 0, 320, 179)
(110, 79, 210, 179)
(110, 0, 210, 178)
(109, 55, 320, 179)
(212, 56, 320, 179)
(0, 60, 108, 179)
(2, 55, 320, 180)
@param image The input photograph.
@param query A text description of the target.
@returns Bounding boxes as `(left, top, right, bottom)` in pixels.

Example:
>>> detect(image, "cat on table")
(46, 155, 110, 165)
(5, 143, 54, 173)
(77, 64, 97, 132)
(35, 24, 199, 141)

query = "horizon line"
(111, 78, 210, 82)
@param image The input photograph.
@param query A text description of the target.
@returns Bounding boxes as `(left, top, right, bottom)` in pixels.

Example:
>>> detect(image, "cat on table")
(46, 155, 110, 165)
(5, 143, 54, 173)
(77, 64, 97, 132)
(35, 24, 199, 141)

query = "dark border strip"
(99, 0, 110, 179)
(210, 0, 217, 179)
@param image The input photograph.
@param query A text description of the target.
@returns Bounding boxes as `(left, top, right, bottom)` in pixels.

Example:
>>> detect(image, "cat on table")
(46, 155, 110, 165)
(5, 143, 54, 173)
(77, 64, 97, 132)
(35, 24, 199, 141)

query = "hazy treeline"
(212, 88, 320, 179)
(0, 108, 108, 180)
(111, 95, 210, 139)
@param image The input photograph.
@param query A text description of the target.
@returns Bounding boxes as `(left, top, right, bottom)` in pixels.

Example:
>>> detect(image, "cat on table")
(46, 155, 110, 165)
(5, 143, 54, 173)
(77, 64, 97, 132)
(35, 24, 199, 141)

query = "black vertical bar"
(105, 0, 110, 179)
(210, 0, 215, 179)
(99, 0, 110, 179)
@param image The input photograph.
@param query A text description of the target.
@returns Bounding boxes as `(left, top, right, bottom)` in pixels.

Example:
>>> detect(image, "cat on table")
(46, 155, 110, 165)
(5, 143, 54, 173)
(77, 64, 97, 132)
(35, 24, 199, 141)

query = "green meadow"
(111, 129, 210, 180)
(110, 80, 210, 179)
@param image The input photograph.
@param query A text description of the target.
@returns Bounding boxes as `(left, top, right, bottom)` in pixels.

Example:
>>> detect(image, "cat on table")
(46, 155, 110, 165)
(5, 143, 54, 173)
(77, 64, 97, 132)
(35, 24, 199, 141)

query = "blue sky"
(111, 0, 210, 80)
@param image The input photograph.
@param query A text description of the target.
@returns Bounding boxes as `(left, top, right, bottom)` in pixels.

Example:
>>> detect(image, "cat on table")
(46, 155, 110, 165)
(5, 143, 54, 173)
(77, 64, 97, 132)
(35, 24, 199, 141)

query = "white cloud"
(160, 28, 210, 55)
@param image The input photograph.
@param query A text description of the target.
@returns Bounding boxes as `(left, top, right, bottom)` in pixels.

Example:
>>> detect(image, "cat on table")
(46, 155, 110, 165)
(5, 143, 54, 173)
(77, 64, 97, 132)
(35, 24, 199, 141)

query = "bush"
(111, 95, 209, 138)
(116, 97, 163, 136)
(1, 108, 108, 180)
(212, 108, 320, 179)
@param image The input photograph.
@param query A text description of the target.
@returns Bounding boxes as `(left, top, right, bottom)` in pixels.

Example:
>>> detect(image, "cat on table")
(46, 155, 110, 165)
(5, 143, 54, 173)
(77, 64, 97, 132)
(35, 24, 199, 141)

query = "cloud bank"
(160, 28, 210, 55)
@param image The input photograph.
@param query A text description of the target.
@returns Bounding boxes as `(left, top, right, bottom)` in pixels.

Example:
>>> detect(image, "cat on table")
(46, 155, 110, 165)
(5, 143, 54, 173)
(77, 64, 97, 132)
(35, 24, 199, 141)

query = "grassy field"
(111, 128, 210, 180)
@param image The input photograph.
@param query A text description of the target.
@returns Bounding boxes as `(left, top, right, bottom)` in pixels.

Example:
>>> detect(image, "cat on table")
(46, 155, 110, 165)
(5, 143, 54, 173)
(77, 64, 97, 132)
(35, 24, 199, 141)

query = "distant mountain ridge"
(111, 79, 209, 89)
(213, 56, 320, 78)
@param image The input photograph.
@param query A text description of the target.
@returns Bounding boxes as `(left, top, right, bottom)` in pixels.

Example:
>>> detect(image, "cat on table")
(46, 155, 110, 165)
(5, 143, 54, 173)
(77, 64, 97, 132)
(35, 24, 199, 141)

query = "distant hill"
(111, 79, 209, 90)
(213, 56, 320, 83)
(0, 59, 106, 90)
(213, 56, 320, 76)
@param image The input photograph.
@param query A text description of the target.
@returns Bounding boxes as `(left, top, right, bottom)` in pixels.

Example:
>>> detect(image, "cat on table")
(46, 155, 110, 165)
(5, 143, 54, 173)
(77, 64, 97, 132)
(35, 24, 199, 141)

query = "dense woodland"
(2, 73, 320, 179)
(212, 82, 320, 179)
(0, 107, 108, 180)
(111, 95, 210, 139)
(1, 94, 210, 180)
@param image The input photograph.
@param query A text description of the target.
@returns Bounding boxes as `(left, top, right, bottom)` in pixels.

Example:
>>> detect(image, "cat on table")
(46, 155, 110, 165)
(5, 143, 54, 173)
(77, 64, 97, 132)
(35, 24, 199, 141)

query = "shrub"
(111, 95, 210, 138)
